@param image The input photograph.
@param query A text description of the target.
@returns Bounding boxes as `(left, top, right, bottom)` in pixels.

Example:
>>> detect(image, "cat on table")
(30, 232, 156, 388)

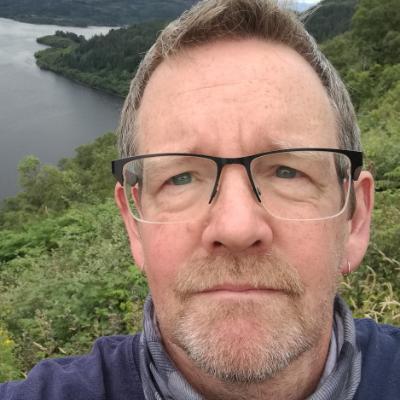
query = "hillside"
(304, 0, 358, 42)
(33, 0, 361, 97)
(0, 0, 196, 26)
(35, 22, 165, 97)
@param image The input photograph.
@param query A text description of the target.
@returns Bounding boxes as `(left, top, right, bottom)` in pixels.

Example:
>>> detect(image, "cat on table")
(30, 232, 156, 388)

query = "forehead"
(136, 38, 338, 155)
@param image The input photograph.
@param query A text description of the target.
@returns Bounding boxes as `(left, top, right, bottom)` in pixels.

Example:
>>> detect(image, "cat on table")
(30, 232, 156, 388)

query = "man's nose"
(201, 166, 273, 255)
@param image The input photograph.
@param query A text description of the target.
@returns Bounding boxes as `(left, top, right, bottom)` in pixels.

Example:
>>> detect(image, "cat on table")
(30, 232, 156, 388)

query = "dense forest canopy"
(35, 21, 165, 96)
(0, 0, 197, 26)
(1, 0, 400, 382)
(33, 0, 362, 97)
(305, 0, 358, 41)
(32, 0, 362, 97)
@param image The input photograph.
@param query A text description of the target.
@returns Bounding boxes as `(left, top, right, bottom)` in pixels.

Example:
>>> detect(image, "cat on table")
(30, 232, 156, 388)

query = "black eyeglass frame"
(112, 148, 363, 204)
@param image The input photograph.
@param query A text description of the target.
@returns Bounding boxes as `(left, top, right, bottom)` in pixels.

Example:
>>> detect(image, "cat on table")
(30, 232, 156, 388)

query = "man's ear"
(114, 182, 145, 270)
(344, 171, 374, 274)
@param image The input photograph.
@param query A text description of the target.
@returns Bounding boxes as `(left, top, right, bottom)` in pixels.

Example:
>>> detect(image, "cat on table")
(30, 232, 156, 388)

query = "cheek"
(273, 220, 346, 289)
(140, 223, 202, 295)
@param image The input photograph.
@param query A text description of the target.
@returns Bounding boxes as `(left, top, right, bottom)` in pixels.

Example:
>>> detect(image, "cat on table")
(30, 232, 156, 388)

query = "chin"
(171, 295, 321, 383)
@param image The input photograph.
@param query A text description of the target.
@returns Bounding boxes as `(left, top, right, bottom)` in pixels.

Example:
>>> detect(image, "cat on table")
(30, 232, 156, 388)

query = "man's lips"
(196, 284, 281, 294)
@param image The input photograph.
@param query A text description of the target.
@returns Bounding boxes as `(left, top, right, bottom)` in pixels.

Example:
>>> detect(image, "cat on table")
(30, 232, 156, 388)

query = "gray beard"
(138, 295, 361, 400)
(167, 254, 337, 383)
(172, 294, 325, 383)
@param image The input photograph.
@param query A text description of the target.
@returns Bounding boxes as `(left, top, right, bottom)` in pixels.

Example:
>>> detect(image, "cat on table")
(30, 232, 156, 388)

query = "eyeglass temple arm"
(111, 160, 125, 184)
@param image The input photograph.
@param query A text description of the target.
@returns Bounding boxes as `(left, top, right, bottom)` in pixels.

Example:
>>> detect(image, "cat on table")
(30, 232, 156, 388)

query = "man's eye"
(275, 166, 298, 179)
(169, 172, 192, 185)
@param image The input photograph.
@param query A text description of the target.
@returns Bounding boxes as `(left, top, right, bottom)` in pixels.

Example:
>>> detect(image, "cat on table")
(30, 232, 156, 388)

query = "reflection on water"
(0, 18, 123, 200)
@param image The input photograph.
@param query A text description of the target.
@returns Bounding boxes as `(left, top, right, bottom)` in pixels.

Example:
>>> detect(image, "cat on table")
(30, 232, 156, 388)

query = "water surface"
(0, 18, 124, 200)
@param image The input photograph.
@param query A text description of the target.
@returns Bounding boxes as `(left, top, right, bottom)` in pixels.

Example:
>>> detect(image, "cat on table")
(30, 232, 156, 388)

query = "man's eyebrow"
(271, 149, 330, 162)
(162, 135, 300, 155)
(144, 155, 191, 172)
(261, 138, 334, 154)
(264, 138, 304, 150)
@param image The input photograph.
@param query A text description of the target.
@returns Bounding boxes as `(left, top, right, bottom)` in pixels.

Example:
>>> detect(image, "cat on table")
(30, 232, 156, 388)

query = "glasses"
(112, 148, 363, 224)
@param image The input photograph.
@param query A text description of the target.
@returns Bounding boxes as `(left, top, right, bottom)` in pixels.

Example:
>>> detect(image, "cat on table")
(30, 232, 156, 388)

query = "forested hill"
(305, 0, 358, 42)
(33, 0, 360, 97)
(1, 0, 400, 382)
(0, 0, 197, 26)
(35, 22, 166, 97)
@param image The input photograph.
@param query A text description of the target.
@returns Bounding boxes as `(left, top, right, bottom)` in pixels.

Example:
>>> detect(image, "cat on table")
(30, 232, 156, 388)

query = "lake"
(0, 18, 124, 201)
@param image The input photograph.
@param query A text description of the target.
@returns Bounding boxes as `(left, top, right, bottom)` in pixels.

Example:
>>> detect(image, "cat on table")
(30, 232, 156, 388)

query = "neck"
(163, 325, 332, 400)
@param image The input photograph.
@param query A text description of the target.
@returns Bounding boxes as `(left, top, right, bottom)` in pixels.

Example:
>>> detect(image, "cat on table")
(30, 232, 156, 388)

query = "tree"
(352, 0, 400, 64)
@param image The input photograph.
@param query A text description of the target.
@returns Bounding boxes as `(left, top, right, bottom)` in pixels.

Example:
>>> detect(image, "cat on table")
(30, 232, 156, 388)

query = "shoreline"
(36, 62, 126, 99)
(34, 35, 129, 99)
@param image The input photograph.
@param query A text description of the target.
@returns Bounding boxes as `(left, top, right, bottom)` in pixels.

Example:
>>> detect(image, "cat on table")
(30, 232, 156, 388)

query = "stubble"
(160, 254, 339, 383)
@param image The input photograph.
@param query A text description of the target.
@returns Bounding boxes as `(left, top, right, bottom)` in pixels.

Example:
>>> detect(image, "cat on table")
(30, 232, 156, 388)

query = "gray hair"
(117, 0, 360, 157)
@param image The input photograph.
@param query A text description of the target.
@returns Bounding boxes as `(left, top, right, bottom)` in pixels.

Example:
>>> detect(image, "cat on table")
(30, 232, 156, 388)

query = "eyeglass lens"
(122, 151, 351, 223)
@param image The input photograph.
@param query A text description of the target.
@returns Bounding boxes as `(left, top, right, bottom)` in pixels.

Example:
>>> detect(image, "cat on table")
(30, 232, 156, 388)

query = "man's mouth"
(196, 284, 282, 295)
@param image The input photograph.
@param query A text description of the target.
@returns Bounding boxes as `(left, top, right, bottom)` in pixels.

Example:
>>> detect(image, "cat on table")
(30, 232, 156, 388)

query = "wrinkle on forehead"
(137, 38, 338, 155)
(158, 39, 319, 94)
(171, 77, 279, 98)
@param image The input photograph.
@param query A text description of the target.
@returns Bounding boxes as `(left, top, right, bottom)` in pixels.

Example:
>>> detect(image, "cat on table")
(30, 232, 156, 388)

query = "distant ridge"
(0, 0, 197, 27)
(303, 0, 358, 42)
(293, 2, 318, 12)
(1, 0, 354, 43)
(1, 0, 339, 31)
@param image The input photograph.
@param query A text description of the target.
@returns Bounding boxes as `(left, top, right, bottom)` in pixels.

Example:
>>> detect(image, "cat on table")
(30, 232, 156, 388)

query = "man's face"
(129, 39, 349, 382)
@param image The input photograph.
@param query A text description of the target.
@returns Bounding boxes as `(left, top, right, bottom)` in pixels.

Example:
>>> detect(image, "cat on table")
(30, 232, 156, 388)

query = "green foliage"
(0, 200, 147, 374)
(341, 268, 400, 325)
(35, 22, 165, 96)
(0, 132, 118, 228)
(37, 31, 86, 49)
(320, 0, 400, 324)
(320, 32, 360, 77)
(54, 31, 86, 43)
(0, 133, 148, 379)
(0, 326, 21, 382)
(304, 0, 358, 42)
(341, 191, 400, 325)
(361, 82, 400, 190)
(352, 0, 400, 65)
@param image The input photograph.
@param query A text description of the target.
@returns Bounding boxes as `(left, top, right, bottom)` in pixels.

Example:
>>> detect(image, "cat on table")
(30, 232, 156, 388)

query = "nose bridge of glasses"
(209, 156, 261, 204)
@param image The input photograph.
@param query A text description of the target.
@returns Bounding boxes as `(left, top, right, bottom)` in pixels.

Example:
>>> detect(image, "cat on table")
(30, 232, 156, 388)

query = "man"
(1, 0, 399, 399)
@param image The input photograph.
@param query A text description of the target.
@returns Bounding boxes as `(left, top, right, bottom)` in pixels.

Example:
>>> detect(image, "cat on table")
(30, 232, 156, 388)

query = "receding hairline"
(118, 0, 360, 158)
(133, 36, 341, 153)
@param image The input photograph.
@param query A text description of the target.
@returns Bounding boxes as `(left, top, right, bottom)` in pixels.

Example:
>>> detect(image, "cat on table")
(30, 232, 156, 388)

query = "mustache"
(174, 254, 305, 299)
